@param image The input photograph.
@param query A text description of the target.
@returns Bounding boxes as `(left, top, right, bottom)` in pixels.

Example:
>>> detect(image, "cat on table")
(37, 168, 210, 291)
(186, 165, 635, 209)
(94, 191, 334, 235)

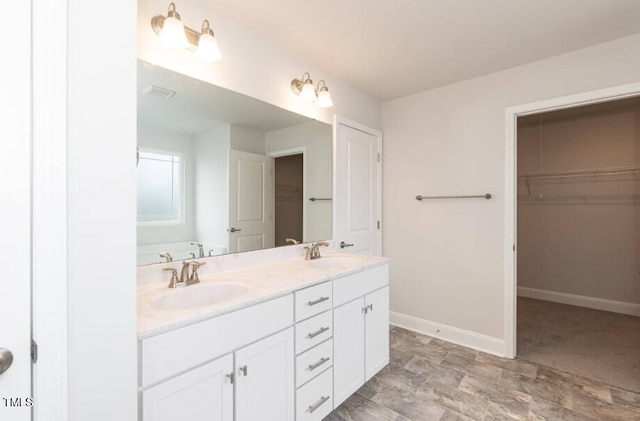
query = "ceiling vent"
(142, 85, 176, 99)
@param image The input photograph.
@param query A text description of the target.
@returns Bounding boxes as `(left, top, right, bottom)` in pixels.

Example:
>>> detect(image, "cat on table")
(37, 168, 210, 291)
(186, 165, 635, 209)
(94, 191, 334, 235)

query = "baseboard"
(518, 287, 640, 317)
(389, 311, 506, 357)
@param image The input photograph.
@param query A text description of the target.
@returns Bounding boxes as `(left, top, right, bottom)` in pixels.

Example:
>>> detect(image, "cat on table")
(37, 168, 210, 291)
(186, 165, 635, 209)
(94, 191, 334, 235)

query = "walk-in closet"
(516, 97, 640, 393)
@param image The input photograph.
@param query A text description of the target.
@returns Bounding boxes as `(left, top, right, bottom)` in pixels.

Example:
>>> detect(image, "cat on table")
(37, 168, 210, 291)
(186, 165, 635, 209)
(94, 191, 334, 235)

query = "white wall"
(517, 106, 640, 305)
(137, 0, 381, 130)
(67, 0, 137, 419)
(195, 125, 231, 248)
(382, 33, 640, 347)
(230, 125, 266, 154)
(266, 121, 333, 242)
(137, 126, 196, 245)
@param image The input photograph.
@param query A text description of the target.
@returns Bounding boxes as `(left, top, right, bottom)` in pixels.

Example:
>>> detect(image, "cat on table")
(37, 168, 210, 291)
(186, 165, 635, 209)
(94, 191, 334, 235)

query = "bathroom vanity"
(137, 253, 389, 421)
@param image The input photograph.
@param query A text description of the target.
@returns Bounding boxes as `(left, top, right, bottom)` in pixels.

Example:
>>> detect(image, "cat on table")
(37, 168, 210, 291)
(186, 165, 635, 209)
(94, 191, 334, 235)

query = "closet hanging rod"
(518, 165, 640, 181)
(416, 194, 491, 201)
(309, 197, 332, 202)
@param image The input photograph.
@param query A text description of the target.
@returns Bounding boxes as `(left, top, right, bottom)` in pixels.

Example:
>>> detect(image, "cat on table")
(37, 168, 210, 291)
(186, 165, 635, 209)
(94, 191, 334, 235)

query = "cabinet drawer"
(295, 339, 333, 387)
(141, 294, 293, 387)
(295, 311, 332, 354)
(295, 281, 332, 322)
(333, 264, 388, 307)
(295, 368, 333, 421)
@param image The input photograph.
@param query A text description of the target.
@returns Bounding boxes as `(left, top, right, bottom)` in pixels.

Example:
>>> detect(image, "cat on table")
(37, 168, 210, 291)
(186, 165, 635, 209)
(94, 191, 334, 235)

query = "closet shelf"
(518, 165, 640, 181)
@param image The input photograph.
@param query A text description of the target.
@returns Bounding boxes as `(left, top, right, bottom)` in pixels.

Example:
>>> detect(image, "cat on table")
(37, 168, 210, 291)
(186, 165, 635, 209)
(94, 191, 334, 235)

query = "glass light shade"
(159, 16, 188, 49)
(316, 89, 333, 108)
(301, 81, 318, 102)
(196, 33, 222, 62)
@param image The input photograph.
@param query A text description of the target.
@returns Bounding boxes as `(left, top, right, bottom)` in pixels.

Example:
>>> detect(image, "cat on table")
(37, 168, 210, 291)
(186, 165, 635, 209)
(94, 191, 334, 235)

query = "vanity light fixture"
(154, 2, 188, 49)
(315, 80, 333, 108)
(196, 20, 222, 62)
(151, 3, 222, 62)
(291, 72, 318, 102)
(290, 72, 333, 108)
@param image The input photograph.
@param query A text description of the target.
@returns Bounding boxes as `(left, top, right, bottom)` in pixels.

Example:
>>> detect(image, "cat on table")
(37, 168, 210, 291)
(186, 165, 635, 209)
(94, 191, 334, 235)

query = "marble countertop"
(138, 253, 389, 339)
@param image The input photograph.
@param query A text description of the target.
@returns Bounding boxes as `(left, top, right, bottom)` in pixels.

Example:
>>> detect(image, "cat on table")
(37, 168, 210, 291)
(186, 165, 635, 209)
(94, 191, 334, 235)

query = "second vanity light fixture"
(291, 72, 334, 108)
(151, 2, 222, 63)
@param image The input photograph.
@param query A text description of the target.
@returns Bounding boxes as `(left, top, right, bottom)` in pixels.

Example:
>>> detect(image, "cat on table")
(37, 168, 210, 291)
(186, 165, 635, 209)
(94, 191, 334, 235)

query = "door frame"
(503, 81, 640, 358)
(332, 115, 383, 256)
(268, 147, 307, 243)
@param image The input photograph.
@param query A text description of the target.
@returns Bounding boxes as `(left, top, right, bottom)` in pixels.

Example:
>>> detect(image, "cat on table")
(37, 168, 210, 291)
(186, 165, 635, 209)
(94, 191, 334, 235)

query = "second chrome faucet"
(163, 260, 207, 288)
(304, 241, 329, 260)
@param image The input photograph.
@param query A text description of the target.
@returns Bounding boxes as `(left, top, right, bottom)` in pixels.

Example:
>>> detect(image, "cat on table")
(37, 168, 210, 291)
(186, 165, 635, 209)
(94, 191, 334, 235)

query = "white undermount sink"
(307, 255, 357, 269)
(152, 283, 249, 311)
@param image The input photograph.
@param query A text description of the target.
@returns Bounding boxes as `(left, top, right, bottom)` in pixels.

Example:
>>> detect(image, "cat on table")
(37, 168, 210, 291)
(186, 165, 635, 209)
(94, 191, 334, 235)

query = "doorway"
(274, 154, 304, 246)
(505, 83, 640, 392)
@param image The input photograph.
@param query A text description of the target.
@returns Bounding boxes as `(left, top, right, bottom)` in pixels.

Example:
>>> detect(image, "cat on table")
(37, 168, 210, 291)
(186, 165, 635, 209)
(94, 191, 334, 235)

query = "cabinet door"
(142, 353, 233, 421)
(235, 327, 295, 421)
(365, 286, 390, 381)
(333, 297, 365, 408)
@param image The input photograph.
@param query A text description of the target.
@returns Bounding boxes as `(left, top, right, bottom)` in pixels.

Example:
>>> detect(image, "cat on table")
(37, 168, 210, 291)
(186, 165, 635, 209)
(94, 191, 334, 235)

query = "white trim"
(390, 312, 506, 357)
(518, 287, 640, 317)
(268, 147, 308, 242)
(32, 0, 69, 420)
(504, 81, 640, 359)
(332, 115, 383, 256)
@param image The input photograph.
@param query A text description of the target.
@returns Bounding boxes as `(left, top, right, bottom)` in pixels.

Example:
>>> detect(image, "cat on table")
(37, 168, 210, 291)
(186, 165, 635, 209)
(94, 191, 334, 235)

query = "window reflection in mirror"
(137, 150, 183, 224)
(136, 60, 332, 265)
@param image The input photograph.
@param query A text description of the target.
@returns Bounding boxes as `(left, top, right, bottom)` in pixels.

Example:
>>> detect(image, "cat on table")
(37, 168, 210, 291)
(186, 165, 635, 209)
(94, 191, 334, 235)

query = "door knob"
(0, 348, 13, 375)
(228, 227, 242, 233)
(340, 241, 354, 249)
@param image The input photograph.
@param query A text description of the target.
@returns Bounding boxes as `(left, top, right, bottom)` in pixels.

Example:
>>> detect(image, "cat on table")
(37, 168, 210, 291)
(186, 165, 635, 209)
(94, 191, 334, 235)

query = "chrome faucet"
(159, 252, 173, 262)
(190, 242, 205, 258)
(163, 260, 207, 288)
(304, 241, 329, 260)
(285, 238, 299, 245)
(179, 261, 192, 286)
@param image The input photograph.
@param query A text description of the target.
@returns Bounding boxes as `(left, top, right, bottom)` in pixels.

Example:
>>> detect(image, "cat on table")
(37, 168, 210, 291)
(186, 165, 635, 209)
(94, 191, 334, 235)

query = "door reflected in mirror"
(136, 60, 332, 265)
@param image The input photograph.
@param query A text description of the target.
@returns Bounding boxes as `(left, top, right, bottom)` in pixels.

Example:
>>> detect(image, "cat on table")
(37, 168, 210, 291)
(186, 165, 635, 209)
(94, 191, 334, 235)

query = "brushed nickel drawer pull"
(308, 395, 330, 413)
(307, 296, 329, 306)
(307, 326, 330, 339)
(307, 357, 330, 371)
(239, 365, 248, 376)
(226, 372, 234, 384)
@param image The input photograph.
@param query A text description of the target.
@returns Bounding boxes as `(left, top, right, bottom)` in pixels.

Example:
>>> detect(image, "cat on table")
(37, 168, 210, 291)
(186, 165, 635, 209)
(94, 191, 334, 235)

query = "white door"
(142, 354, 234, 421)
(334, 119, 381, 255)
(0, 0, 32, 418)
(228, 150, 274, 253)
(235, 328, 294, 421)
(365, 287, 390, 381)
(332, 297, 365, 408)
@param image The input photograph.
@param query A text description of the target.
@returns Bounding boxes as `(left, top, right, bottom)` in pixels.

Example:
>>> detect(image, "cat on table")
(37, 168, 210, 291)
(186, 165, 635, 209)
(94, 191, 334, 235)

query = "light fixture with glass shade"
(291, 72, 318, 102)
(196, 20, 222, 62)
(315, 80, 333, 108)
(151, 3, 222, 63)
(291, 72, 333, 108)
(154, 2, 188, 49)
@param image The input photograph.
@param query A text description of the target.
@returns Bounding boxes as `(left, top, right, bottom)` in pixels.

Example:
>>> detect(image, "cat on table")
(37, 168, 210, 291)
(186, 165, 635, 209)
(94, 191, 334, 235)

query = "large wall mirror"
(137, 60, 333, 265)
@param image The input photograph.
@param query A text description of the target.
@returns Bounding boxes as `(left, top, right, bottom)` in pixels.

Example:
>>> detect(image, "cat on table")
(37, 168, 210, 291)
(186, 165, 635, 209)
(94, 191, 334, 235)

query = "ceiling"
(207, 0, 640, 101)
(137, 60, 311, 134)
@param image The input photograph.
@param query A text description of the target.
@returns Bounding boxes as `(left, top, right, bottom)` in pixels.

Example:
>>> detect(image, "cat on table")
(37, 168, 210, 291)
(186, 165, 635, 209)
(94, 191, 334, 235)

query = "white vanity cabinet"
(138, 261, 390, 421)
(140, 295, 294, 421)
(142, 353, 234, 421)
(235, 328, 295, 421)
(333, 265, 389, 408)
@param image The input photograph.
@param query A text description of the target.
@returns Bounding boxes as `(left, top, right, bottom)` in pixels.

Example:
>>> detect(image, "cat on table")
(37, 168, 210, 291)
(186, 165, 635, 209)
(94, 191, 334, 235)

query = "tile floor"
(324, 327, 640, 420)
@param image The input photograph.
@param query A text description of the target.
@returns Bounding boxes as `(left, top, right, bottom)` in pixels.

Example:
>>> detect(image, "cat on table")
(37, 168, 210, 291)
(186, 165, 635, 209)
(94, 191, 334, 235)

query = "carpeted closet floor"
(517, 297, 640, 393)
